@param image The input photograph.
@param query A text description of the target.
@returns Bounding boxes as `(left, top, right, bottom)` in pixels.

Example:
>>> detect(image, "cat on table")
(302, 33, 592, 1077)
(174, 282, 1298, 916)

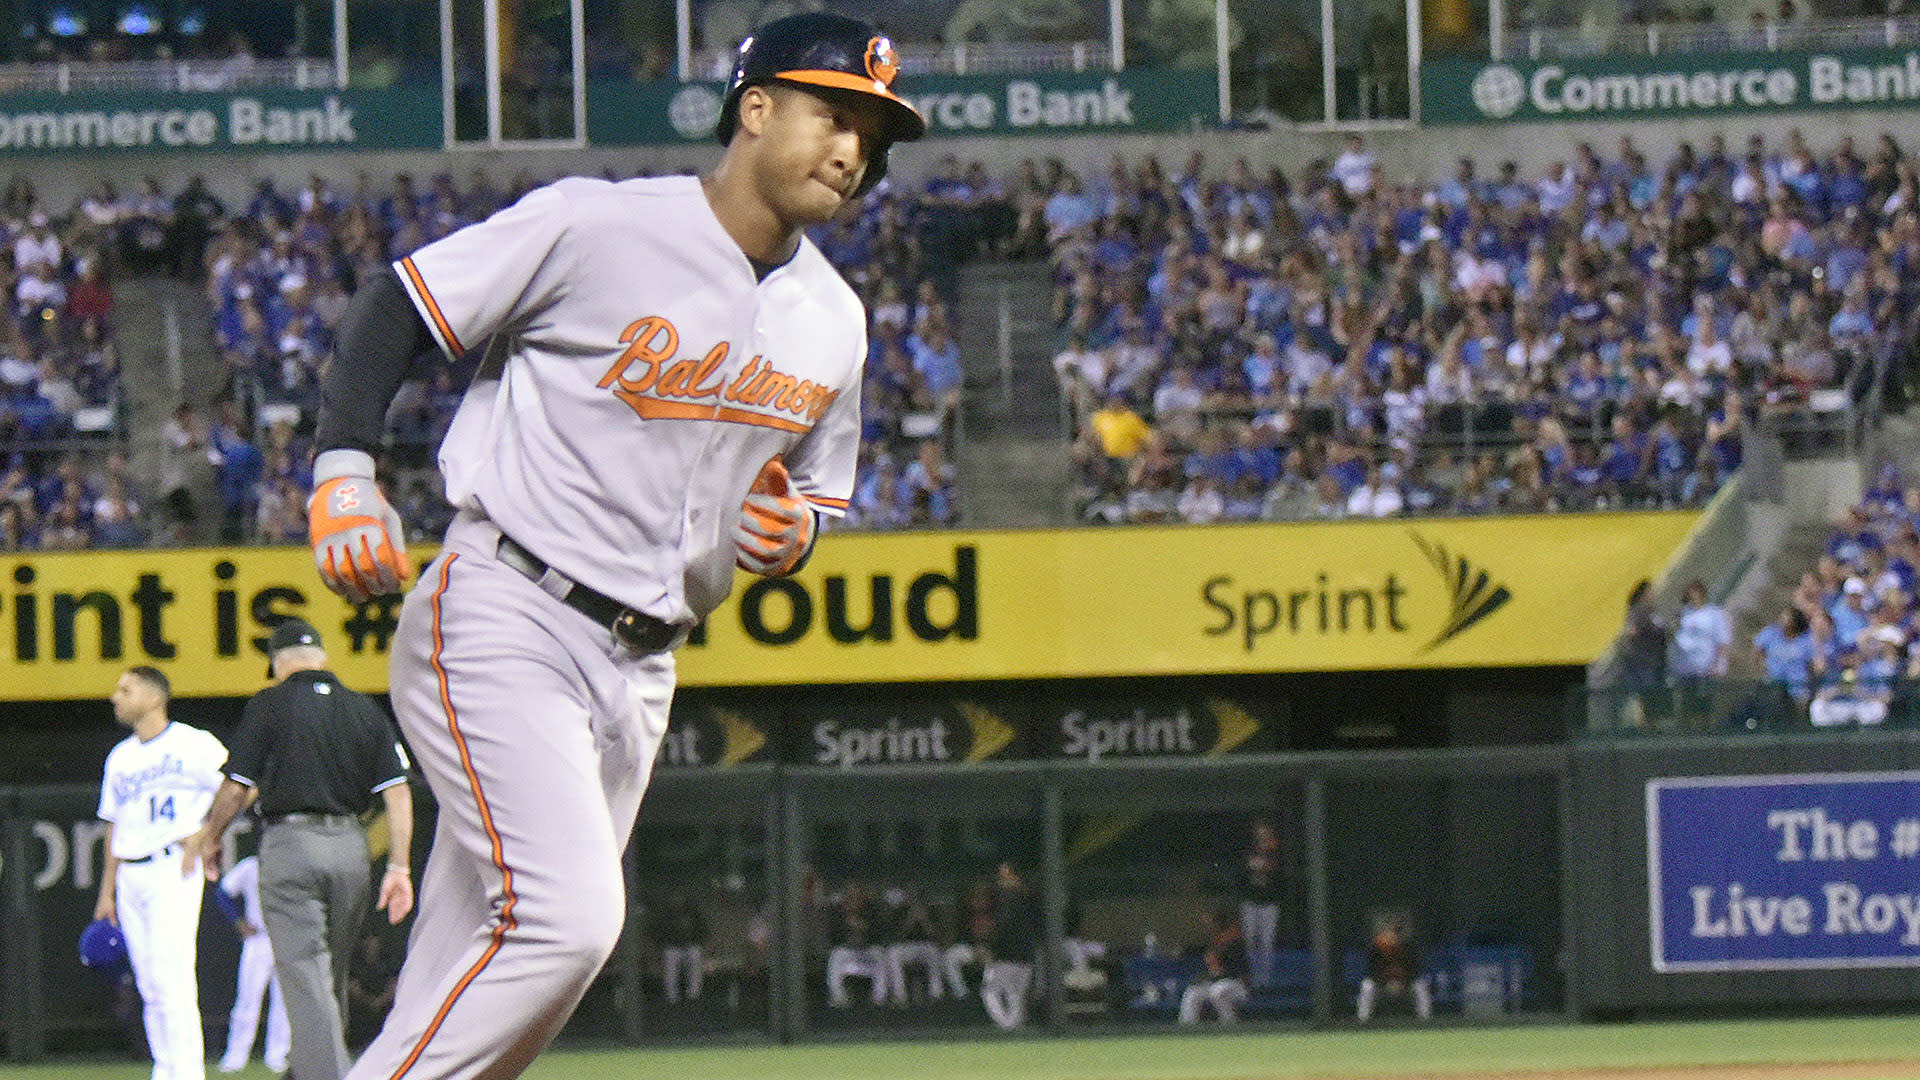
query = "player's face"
(110, 672, 154, 726)
(752, 86, 886, 225)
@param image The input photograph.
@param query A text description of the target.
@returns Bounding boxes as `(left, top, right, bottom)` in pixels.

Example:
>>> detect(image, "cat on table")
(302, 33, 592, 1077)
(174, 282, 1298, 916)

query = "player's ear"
(736, 84, 778, 139)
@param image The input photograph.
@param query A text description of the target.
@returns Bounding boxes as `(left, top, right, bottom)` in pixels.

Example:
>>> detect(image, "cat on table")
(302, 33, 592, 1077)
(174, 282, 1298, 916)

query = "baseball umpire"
(296, 11, 922, 1078)
(182, 618, 415, 1080)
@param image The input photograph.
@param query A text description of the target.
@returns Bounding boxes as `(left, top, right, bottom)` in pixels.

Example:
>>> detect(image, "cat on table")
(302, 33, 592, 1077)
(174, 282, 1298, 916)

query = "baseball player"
(302, 13, 922, 1078)
(93, 666, 228, 1080)
(215, 856, 291, 1075)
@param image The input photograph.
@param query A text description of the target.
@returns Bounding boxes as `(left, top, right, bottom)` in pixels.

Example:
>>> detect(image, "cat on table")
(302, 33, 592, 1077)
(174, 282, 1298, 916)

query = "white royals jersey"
(97, 721, 227, 859)
(222, 855, 266, 925)
(395, 175, 867, 622)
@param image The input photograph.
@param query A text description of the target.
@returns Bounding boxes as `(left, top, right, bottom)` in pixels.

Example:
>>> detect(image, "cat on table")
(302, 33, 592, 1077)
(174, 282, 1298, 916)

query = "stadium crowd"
(1050, 131, 1919, 524)
(1, 127, 1918, 549)
(1744, 464, 1920, 726)
(0, 155, 980, 550)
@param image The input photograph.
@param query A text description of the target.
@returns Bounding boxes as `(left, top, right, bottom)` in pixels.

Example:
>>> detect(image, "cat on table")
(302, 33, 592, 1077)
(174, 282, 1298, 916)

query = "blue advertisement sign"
(1649, 773, 1920, 972)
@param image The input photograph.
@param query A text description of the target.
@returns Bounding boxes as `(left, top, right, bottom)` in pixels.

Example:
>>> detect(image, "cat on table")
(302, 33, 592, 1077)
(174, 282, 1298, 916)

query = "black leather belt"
(122, 843, 181, 864)
(495, 534, 691, 655)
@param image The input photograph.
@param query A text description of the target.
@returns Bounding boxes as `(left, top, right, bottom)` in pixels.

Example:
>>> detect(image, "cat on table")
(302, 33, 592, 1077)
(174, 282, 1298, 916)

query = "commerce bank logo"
(668, 84, 722, 139)
(1471, 64, 1526, 119)
(1200, 529, 1512, 653)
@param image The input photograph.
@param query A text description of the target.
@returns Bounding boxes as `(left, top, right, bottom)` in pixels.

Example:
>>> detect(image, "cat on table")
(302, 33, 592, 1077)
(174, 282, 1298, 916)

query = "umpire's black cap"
(266, 617, 322, 676)
(268, 617, 322, 653)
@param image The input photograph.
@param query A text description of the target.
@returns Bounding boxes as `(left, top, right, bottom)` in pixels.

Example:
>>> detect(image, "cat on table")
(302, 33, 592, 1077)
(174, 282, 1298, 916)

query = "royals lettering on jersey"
(393, 174, 868, 622)
(596, 317, 841, 433)
(110, 756, 187, 805)
(98, 721, 228, 859)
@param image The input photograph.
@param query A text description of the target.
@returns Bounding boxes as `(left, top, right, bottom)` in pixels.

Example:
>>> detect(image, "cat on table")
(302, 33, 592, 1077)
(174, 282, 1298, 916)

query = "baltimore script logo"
(597, 315, 840, 434)
(1410, 531, 1512, 652)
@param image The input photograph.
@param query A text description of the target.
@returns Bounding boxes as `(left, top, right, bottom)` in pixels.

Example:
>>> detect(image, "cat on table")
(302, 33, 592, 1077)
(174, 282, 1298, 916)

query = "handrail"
(1576, 677, 1920, 736)
(0, 56, 340, 94)
(1499, 15, 1920, 60)
(688, 40, 1114, 81)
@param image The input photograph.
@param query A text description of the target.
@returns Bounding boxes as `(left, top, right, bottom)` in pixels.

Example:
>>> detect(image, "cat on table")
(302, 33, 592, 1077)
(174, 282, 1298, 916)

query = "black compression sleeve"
(315, 266, 441, 455)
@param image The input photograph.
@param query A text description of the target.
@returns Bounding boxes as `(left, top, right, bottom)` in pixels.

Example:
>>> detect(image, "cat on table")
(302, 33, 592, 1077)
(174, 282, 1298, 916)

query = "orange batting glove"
(733, 457, 814, 576)
(309, 449, 412, 603)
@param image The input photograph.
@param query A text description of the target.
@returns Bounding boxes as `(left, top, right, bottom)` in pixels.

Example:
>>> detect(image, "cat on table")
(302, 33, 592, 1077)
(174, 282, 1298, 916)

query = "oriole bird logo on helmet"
(864, 36, 900, 89)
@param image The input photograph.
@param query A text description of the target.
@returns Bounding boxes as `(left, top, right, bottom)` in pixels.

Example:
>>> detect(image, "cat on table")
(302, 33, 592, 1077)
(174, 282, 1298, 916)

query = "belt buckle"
(612, 609, 684, 654)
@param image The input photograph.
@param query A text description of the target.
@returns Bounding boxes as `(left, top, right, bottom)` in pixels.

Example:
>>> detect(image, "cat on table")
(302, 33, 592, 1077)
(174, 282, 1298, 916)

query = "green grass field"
(8, 1016, 1920, 1080)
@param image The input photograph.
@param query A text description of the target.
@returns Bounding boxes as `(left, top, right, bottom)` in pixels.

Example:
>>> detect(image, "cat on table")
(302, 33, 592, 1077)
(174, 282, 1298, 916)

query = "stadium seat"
(1242, 948, 1313, 1018)
(1121, 954, 1200, 1020)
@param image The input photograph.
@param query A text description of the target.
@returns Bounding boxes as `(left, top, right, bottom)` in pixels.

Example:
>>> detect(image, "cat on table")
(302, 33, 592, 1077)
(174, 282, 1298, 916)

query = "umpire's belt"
(495, 534, 691, 655)
(263, 812, 359, 827)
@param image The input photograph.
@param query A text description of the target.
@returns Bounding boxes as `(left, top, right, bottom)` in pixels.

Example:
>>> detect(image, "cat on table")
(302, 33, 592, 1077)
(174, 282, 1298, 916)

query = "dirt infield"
(1350, 1063, 1920, 1080)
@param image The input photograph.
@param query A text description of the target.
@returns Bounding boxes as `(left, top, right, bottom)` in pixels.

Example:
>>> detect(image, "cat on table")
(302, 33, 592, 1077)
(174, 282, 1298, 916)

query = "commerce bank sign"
(1426, 47, 1920, 124)
(0, 86, 439, 152)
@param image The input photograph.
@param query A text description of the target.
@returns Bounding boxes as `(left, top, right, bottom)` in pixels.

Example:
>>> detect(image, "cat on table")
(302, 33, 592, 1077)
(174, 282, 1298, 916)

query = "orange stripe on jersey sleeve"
(389, 554, 517, 1080)
(399, 256, 466, 356)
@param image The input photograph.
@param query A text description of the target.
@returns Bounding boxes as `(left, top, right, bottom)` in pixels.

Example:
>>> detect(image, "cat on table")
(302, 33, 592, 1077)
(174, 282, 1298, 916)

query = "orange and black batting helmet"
(716, 11, 927, 196)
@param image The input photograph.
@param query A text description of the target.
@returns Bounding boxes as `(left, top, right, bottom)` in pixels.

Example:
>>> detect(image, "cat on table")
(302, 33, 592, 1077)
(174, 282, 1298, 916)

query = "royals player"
(94, 666, 228, 1080)
(216, 855, 291, 1074)
(303, 12, 923, 1079)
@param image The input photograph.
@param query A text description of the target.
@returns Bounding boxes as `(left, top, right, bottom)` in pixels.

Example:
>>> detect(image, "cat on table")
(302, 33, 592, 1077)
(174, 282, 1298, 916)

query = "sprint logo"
(1410, 531, 1512, 652)
(659, 706, 769, 769)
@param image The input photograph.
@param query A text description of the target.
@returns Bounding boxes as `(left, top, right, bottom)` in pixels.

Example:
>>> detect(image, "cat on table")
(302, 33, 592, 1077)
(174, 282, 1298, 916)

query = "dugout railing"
(1, 748, 1569, 1058)
(1577, 679, 1920, 737)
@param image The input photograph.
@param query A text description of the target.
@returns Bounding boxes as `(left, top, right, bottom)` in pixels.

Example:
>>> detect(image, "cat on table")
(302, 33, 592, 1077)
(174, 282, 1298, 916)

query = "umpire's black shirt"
(225, 669, 408, 818)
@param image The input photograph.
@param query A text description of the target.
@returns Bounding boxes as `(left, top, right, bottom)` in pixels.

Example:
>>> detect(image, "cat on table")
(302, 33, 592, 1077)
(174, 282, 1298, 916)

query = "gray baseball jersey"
(394, 174, 864, 619)
(346, 174, 868, 1080)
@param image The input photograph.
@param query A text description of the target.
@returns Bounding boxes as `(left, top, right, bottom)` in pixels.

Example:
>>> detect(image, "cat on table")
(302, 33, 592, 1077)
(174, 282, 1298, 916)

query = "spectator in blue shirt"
(901, 439, 957, 526)
(1829, 507, 1883, 566)
(848, 454, 912, 531)
(1828, 289, 1875, 351)
(1601, 415, 1645, 494)
(907, 322, 964, 415)
(1830, 578, 1873, 650)
(1826, 154, 1869, 216)
(1436, 158, 1478, 211)
(1043, 174, 1098, 247)
(1672, 580, 1732, 682)
(208, 402, 264, 543)
(1753, 606, 1820, 710)
(1221, 425, 1283, 491)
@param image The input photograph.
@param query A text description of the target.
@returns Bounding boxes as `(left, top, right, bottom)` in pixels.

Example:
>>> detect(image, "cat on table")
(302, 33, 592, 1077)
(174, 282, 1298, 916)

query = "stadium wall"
(1570, 732, 1920, 1016)
(10, 737, 1920, 1059)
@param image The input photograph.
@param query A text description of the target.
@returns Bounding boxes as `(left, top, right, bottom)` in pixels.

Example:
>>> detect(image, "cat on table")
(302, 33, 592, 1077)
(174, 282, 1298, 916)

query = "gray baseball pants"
(345, 519, 672, 1080)
(260, 815, 371, 1080)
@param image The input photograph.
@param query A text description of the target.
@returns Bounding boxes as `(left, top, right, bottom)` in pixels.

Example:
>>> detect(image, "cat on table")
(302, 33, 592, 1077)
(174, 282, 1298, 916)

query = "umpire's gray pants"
(260, 815, 371, 1080)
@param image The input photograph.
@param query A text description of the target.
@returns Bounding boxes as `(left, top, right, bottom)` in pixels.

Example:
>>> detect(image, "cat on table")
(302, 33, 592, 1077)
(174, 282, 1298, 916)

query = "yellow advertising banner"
(0, 512, 1698, 699)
